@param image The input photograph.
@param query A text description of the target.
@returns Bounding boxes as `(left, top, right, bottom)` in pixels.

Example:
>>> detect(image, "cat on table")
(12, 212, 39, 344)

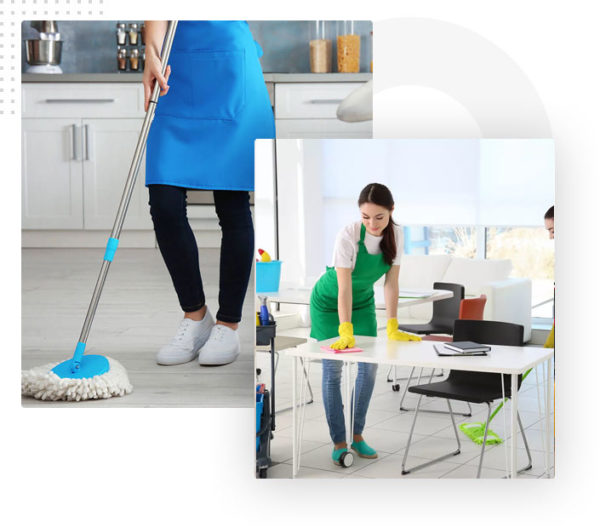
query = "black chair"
(398, 282, 465, 335)
(401, 320, 533, 478)
(391, 282, 468, 413)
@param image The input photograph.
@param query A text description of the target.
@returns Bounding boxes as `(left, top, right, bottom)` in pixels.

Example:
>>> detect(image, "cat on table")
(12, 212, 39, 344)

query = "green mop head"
(459, 368, 533, 446)
(459, 422, 503, 445)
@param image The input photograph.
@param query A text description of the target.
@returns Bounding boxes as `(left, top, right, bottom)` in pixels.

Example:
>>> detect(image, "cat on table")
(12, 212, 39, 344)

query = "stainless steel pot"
(30, 20, 59, 34)
(25, 39, 63, 65)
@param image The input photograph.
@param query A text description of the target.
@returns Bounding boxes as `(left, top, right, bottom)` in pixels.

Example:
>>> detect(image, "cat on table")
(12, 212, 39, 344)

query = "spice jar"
(336, 21, 360, 73)
(128, 23, 139, 46)
(141, 23, 145, 45)
(309, 20, 332, 73)
(116, 23, 127, 46)
(117, 47, 127, 71)
(129, 48, 140, 71)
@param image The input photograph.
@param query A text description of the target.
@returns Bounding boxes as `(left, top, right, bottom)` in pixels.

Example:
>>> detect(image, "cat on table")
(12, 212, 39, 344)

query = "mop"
(21, 21, 179, 402)
(459, 368, 532, 445)
(460, 325, 555, 444)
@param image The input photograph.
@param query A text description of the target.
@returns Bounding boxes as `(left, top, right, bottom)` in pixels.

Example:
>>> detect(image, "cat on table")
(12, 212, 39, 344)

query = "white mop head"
(22, 356, 133, 401)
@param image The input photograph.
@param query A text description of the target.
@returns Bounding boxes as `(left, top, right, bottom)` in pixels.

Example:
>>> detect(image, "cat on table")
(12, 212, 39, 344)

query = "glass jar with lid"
(336, 20, 360, 73)
(309, 20, 332, 73)
(129, 48, 140, 71)
(129, 23, 139, 46)
(117, 47, 127, 71)
(116, 23, 127, 46)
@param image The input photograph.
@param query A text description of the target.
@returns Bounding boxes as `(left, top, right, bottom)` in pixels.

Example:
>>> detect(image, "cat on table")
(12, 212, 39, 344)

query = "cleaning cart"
(256, 314, 277, 478)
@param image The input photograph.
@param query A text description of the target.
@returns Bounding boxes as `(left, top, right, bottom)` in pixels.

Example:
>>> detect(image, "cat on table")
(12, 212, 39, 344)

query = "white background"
(2, 0, 598, 526)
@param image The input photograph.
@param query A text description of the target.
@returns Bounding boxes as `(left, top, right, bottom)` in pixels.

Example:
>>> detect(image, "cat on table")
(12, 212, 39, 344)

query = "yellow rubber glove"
(387, 318, 422, 342)
(330, 322, 356, 350)
(543, 323, 554, 348)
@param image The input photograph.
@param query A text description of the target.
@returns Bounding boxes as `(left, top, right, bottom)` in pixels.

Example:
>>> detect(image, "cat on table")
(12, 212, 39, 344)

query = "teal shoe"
(351, 440, 378, 459)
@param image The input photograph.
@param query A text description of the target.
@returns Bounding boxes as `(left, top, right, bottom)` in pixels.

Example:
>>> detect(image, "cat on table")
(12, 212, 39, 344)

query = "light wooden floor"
(21, 248, 254, 408)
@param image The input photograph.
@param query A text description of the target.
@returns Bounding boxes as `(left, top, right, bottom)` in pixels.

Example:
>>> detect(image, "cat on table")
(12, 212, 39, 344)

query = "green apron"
(310, 224, 391, 341)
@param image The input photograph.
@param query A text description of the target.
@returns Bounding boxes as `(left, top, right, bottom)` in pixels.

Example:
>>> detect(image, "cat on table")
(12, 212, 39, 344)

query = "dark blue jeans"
(148, 184, 253, 324)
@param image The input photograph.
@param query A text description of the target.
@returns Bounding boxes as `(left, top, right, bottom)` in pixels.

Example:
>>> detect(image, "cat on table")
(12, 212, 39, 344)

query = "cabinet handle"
(45, 98, 116, 104)
(308, 98, 344, 104)
(71, 124, 81, 161)
(84, 124, 91, 161)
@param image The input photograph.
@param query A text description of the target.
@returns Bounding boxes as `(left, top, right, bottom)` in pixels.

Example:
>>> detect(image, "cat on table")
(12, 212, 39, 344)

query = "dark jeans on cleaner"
(148, 184, 253, 324)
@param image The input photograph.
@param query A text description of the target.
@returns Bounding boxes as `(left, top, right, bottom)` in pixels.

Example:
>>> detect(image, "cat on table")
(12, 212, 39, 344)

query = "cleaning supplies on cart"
(256, 248, 281, 292)
(258, 295, 270, 326)
(258, 248, 272, 262)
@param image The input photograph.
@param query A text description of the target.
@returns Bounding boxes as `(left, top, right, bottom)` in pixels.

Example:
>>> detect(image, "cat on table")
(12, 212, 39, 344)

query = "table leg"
(546, 358, 553, 477)
(292, 356, 297, 478)
(345, 362, 352, 451)
(534, 364, 547, 477)
(500, 373, 509, 478)
(511, 373, 518, 478)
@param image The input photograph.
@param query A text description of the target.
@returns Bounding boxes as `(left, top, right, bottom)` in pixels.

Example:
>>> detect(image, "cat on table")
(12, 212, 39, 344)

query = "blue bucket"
(256, 260, 282, 293)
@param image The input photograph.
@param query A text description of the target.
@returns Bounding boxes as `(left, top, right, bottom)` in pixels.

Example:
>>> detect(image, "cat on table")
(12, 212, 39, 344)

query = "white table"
(258, 287, 453, 310)
(286, 337, 553, 478)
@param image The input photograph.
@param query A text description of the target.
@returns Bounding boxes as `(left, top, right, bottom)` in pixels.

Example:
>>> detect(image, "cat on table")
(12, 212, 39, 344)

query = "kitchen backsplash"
(22, 20, 373, 74)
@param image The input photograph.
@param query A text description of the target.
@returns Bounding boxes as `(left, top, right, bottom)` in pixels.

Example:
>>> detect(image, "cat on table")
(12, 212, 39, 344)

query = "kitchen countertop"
(22, 72, 372, 83)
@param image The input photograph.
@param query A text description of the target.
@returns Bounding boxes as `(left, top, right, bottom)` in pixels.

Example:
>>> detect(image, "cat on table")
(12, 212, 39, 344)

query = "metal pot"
(25, 39, 63, 66)
(30, 20, 59, 34)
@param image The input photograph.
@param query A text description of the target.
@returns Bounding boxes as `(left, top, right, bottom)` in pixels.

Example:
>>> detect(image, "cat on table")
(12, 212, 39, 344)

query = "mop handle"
(70, 21, 178, 370)
(486, 368, 533, 424)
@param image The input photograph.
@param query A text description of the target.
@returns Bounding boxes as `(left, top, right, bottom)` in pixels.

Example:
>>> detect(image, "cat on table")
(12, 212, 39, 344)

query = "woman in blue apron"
(143, 21, 275, 366)
(309, 183, 421, 465)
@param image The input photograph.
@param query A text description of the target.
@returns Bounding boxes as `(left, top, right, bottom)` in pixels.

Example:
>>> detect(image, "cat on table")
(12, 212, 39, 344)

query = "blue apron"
(145, 21, 275, 191)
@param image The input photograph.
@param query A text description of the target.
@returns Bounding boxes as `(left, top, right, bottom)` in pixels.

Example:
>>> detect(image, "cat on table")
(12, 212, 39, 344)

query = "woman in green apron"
(310, 183, 421, 465)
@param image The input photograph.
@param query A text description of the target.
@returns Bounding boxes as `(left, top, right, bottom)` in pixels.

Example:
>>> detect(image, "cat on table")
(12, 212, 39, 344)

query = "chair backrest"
(458, 295, 487, 320)
(450, 320, 525, 393)
(453, 319, 524, 346)
(431, 282, 465, 333)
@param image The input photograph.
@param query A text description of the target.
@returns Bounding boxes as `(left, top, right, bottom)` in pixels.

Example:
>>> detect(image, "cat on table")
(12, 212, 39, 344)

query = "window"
(404, 225, 554, 319)
(486, 227, 554, 319)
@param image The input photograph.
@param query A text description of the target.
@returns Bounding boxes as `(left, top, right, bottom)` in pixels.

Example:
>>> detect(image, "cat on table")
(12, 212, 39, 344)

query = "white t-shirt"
(331, 221, 403, 270)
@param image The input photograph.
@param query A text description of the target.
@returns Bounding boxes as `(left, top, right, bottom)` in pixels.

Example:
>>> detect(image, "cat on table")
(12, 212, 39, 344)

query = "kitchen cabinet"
(21, 83, 150, 231)
(22, 75, 371, 246)
(275, 82, 372, 138)
(82, 118, 151, 229)
(22, 118, 83, 229)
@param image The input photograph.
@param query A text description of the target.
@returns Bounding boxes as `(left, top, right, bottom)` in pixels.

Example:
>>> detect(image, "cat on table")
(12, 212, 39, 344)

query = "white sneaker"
(198, 324, 240, 366)
(156, 309, 215, 365)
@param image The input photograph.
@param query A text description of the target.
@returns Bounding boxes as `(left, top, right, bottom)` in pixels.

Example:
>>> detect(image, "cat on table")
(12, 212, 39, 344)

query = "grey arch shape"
(374, 18, 552, 138)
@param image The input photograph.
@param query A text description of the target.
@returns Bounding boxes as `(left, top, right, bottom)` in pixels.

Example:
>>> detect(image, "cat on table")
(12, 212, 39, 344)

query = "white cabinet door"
(82, 119, 152, 230)
(22, 118, 84, 229)
(276, 118, 372, 138)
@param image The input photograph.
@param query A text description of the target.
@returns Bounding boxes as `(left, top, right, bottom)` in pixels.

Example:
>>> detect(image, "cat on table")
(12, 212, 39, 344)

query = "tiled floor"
(21, 248, 255, 407)
(256, 327, 555, 479)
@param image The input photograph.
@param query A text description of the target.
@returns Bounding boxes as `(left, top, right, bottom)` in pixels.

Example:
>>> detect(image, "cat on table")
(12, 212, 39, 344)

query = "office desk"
(258, 287, 453, 310)
(286, 337, 553, 479)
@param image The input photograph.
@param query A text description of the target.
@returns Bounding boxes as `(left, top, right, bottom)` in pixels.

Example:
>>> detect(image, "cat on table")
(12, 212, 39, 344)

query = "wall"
(22, 20, 373, 74)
